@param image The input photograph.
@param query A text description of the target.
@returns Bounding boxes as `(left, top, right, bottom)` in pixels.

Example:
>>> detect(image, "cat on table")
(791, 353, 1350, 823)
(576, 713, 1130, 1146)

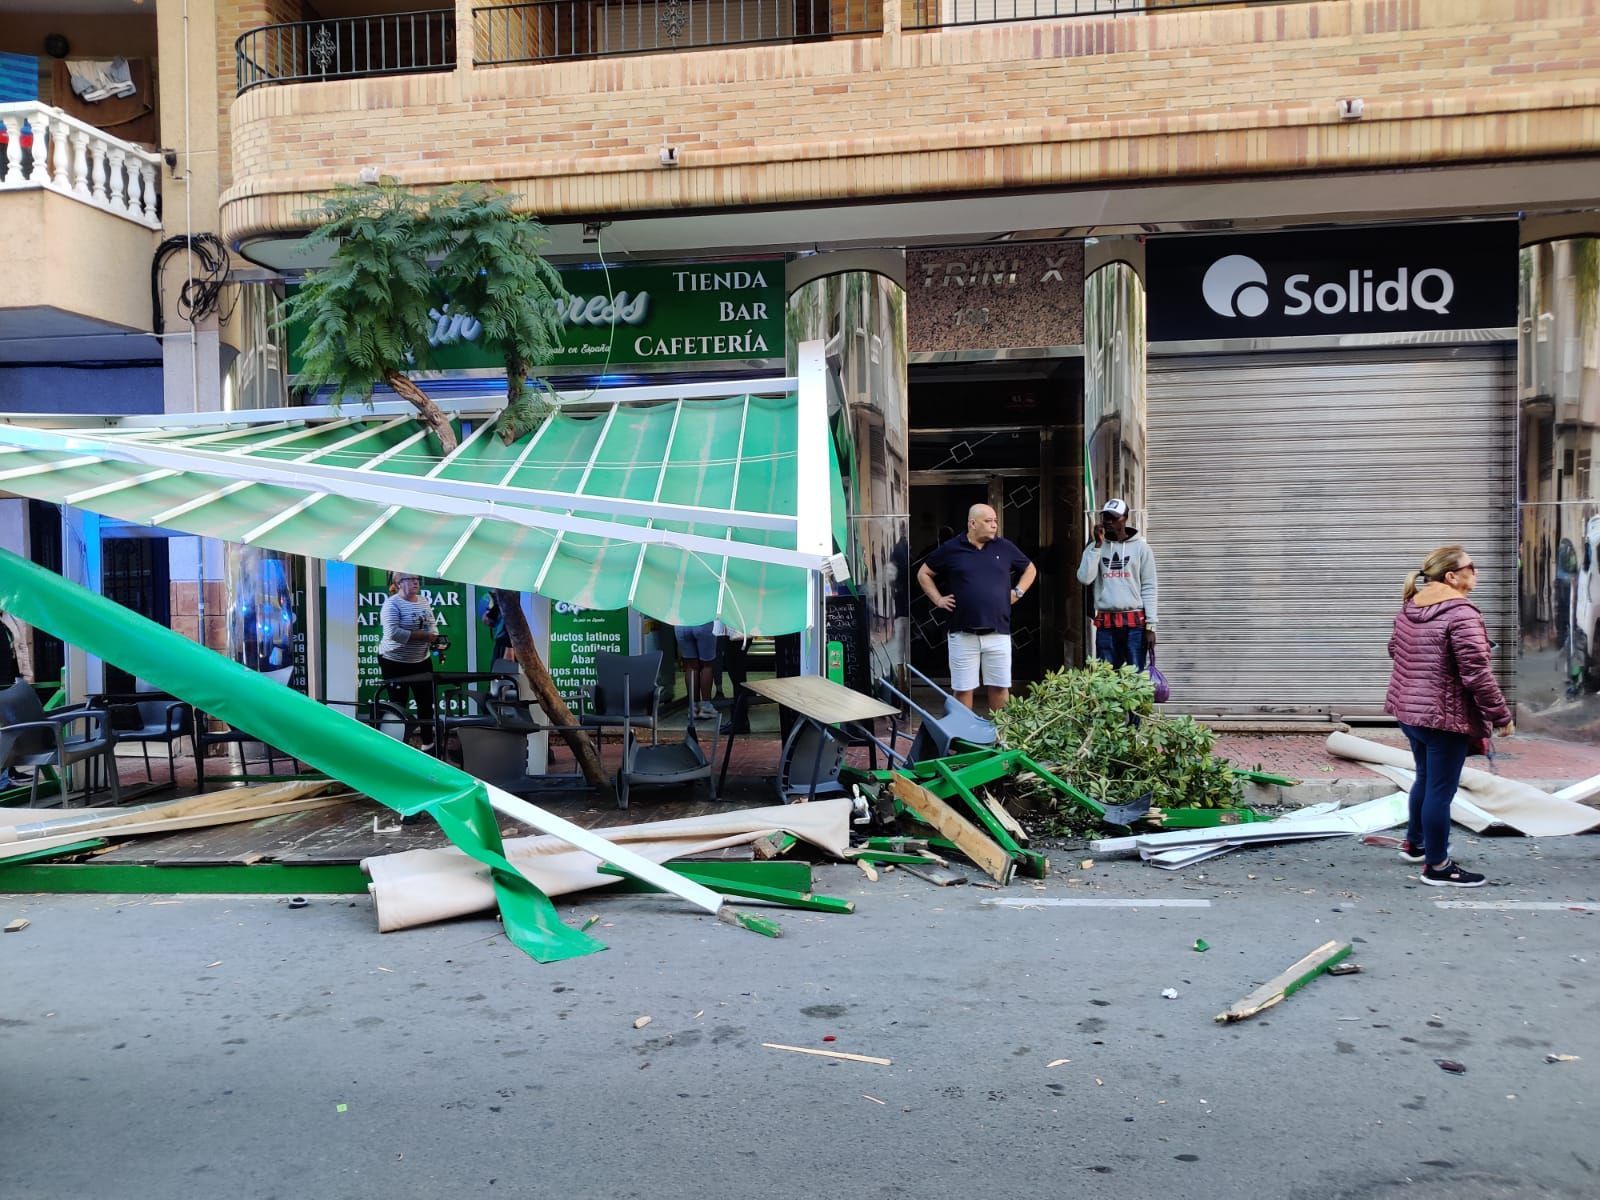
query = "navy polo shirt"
(924, 534, 1032, 635)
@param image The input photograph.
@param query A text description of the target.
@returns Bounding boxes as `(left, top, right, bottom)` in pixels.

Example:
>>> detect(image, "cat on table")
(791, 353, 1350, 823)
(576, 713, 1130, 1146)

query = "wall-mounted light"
(581, 221, 610, 244)
(658, 144, 680, 168)
(1337, 98, 1365, 121)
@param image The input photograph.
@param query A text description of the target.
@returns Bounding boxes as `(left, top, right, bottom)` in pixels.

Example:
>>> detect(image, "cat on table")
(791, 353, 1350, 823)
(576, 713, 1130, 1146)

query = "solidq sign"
(1147, 223, 1517, 341)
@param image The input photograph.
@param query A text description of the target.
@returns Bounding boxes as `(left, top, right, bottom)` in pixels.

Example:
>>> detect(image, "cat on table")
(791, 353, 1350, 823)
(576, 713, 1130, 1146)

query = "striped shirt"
(378, 595, 437, 663)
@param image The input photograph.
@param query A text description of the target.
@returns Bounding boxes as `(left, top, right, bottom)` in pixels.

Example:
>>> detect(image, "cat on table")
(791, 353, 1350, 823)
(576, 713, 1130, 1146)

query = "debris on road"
(4, 917, 28, 933)
(1327, 962, 1362, 976)
(1546, 1053, 1581, 1063)
(1215, 940, 1353, 1023)
(1193, 938, 1210, 953)
(899, 864, 967, 888)
(1435, 1059, 1467, 1074)
(762, 1043, 891, 1066)
(856, 860, 879, 882)
(718, 909, 782, 938)
(1161, 988, 1180, 999)
(633, 1016, 652, 1029)
(1047, 1058, 1071, 1068)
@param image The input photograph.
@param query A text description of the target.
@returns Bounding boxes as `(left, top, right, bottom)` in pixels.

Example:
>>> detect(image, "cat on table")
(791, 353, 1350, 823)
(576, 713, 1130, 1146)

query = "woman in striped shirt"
(378, 572, 441, 751)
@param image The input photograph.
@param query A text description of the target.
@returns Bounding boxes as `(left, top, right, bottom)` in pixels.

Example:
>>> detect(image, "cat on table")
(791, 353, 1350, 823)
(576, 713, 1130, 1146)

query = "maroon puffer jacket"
(1384, 588, 1511, 739)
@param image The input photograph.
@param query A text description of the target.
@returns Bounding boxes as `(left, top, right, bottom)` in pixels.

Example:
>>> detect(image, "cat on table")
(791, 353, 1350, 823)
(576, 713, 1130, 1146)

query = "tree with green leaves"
(285, 180, 605, 786)
(425, 182, 569, 443)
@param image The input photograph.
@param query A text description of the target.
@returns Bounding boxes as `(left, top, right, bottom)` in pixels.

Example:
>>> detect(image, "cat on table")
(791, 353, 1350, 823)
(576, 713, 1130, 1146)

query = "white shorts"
(948, 631, 1013, 691)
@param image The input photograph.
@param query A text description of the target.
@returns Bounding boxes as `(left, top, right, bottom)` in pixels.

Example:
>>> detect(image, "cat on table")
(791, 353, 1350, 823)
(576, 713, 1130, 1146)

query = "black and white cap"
(1102, 499, 1129, 518)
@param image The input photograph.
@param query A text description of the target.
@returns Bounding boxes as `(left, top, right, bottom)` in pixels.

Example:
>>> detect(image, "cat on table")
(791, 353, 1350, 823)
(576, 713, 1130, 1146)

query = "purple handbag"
(1147, 648, 1171, 704)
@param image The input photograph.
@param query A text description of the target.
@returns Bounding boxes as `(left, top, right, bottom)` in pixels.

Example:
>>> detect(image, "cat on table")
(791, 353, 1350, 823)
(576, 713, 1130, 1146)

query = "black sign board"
(1147, 222, 1518, 342)
(825, 593, 872, 695)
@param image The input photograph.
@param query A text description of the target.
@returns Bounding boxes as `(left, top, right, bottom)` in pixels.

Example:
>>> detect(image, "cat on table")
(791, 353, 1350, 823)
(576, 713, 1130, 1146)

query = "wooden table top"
(741, 675, 897, 725)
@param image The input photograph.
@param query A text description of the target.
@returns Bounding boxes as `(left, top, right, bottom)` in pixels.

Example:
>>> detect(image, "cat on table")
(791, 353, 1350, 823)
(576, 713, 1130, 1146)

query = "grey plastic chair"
(99, 679, 193, 785)
(580, 650, 662, 748)
(192, 708, 298, 792)
(614, 691, 719, 810)
(876, 665, 997, 764)
(0, 677, 121, 807)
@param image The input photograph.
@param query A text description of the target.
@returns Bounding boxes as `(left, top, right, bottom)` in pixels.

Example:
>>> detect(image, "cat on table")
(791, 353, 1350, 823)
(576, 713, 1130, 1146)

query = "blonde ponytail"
(1404, 545, 1468, 601)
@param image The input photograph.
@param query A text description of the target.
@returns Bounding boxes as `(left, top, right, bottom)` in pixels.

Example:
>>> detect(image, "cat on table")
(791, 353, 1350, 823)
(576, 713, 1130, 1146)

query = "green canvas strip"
(0, 548, 601, 964)
(1154, 807, 1267, 830)
(1226, 767, 1300, 787)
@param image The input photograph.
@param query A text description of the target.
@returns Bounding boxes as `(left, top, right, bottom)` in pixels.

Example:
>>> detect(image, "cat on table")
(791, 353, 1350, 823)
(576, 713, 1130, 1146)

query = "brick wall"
(220, 0, 1600, 240)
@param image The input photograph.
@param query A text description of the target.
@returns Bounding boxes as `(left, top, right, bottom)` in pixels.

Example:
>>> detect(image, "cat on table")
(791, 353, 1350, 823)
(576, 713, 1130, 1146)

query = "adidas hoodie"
(1076, 531, 1158, 623)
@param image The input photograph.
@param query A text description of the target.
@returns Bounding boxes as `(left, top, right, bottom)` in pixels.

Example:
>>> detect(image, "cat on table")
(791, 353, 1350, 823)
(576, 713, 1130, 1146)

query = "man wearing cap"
(917, 503, 1036, 711)
(1077, 499, 1159, 670)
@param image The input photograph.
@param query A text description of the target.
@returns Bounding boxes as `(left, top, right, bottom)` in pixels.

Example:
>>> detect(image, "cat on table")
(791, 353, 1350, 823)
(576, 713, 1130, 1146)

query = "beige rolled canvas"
(362, 798, 853, 932)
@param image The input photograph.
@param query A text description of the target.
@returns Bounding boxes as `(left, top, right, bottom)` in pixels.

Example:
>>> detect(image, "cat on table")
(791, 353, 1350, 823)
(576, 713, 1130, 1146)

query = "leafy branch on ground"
(994, 661, 1243, 836)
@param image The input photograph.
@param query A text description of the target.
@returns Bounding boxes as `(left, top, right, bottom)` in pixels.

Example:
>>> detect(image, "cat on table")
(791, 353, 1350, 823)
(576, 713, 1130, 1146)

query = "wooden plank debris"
(888, 774, 1014, 885)
(762, 1043, 891, 1066)
(1215, 940, 1353, 1023)
(4, 918, 29, 933)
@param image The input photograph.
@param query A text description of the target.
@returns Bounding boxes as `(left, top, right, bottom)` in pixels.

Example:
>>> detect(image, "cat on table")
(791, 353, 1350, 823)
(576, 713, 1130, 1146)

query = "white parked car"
(1577, 515, 1600, 692)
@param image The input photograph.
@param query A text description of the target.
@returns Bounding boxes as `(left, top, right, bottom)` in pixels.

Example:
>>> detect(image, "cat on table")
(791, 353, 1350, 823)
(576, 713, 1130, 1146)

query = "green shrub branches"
(995, 661, 1242, 832)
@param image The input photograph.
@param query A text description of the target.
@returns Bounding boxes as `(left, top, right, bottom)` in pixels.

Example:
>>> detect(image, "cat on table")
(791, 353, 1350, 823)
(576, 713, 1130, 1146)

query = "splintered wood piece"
(4, 918, 29, 933)
(888, 775, 1014, 885)
(762, 1042, 891, 1066)
(718, 908, 782, 938)
(856, 860, 879, 882)
(1215, 940, 1352, 1023)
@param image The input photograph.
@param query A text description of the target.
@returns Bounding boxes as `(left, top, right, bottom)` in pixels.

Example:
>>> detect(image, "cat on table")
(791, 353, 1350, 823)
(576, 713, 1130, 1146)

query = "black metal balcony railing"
(236, 10, 457, 94)
(905, 0, 1293, 32)
(474, 0, 882, 66)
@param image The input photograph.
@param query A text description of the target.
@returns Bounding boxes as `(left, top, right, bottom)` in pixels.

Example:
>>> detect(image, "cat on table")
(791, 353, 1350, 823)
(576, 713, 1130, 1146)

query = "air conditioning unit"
(1519, 311, 1555, 404)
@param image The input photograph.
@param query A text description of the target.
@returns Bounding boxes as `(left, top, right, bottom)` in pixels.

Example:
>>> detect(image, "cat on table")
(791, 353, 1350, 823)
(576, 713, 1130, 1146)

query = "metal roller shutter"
(1146, 346, 1516, 718)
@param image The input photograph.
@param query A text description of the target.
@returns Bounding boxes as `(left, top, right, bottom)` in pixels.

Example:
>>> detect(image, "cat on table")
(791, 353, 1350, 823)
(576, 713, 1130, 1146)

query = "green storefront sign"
(547, 602, 628, 704)
(289, 260, 786, 375)
(356, 567, 470, 710)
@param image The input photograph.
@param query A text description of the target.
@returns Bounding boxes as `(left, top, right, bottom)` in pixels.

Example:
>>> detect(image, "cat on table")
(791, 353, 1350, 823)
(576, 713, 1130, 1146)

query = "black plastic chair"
(0, 677, 121, 807)
(192, 709, 298, 792)
(580, 650, 662, 749)
(615, 690, 719, 811)
(98, 680, 193, 786)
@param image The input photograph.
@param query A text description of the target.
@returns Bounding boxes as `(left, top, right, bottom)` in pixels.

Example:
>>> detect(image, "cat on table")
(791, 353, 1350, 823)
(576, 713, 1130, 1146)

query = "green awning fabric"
(0, 546, 607, 963)
(0, 384, 843, 635)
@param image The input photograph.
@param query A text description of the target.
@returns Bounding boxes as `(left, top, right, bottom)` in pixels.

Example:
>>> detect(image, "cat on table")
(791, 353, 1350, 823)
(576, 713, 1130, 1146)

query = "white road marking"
(982, 897, 1213, 909)
(1434, 901, 1600, 912)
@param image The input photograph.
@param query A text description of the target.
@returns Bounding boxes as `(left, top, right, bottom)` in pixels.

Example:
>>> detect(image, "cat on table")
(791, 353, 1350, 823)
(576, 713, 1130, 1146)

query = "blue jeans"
(1399, 722, 1470, 867)
(1096, 625, 1147, 671)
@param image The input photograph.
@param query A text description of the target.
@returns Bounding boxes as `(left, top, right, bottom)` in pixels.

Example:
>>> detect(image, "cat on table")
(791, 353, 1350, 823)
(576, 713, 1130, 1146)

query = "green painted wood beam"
(594, 859, 813, 893)
(0, 860, 372, 894)
(597, 863, 853, 913)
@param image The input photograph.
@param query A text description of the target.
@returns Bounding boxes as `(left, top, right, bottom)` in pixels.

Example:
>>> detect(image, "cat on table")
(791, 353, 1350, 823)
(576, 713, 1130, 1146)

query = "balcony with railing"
(223, 0, 1600, 256)
(236, 8, 458, 94)
(0, 103, 162, 229)
(474, 0, 881, 64)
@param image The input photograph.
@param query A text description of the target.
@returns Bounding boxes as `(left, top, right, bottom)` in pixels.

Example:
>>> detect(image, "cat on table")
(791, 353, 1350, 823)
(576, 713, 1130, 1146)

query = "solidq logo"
(1202, 255, 1270, 318)
(1200, 254, 1455, 320)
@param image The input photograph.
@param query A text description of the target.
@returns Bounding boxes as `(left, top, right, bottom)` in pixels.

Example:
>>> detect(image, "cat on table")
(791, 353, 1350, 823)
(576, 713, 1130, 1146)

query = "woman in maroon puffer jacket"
(1384, 545, 1514, 888)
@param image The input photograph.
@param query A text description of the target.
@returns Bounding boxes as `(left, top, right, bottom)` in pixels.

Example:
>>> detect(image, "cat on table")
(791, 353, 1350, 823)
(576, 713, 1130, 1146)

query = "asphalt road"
(3, 831, 1598, 1200)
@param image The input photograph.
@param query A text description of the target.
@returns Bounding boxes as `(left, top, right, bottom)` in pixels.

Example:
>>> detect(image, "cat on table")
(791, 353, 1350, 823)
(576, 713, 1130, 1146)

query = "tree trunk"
(382, 366, 606, 787)
(496, 588, 606, 788)
(384, 368, 459, 454)
(498, 355, 545, 445)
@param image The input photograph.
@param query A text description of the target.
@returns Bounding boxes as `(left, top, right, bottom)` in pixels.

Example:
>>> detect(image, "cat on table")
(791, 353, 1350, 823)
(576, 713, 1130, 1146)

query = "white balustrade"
(0, 102, 162, 229)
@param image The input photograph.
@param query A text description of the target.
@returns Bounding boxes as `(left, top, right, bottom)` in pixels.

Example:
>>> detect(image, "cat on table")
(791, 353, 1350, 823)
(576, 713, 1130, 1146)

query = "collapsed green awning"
(0, 367, 845, 635)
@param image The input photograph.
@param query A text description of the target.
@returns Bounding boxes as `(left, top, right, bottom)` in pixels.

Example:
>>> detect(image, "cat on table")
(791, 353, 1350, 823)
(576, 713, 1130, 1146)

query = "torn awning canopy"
(0, 374, 847, 636)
